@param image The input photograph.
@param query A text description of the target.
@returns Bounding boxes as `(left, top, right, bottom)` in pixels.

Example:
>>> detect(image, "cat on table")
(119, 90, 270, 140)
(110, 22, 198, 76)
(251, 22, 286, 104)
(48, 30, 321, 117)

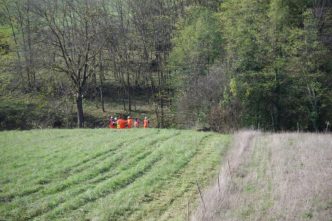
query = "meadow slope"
(0, 129, 230, 221)
(193, 131, 332, 221)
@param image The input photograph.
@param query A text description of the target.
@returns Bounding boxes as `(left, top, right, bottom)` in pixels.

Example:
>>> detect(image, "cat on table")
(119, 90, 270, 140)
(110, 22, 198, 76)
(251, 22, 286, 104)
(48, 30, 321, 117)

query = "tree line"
(0, 0, 331, 131)
(0, 0, 186, 128)
(170, 0, 332, 131)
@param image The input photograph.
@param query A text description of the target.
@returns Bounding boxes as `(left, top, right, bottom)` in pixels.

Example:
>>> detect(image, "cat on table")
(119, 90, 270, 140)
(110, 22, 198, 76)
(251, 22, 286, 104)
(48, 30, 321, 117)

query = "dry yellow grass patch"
(192, 131, 332, 221)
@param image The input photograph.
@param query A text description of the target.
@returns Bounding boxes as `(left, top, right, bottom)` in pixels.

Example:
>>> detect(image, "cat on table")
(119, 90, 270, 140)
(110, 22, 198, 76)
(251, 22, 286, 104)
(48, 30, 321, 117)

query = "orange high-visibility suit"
(127, 118, 133, 128)
(143, 118, 149, 128)
(117, 119, 127, 129)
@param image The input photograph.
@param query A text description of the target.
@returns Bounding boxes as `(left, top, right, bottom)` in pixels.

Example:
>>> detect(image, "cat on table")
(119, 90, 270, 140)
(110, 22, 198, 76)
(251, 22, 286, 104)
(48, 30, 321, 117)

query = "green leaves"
(216, 0, 332, 131)
(169, 6, 222, 76)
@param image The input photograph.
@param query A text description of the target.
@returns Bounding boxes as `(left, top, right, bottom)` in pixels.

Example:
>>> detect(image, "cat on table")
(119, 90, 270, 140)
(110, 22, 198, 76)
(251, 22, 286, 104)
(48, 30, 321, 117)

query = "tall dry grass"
(269, 133, 332, 220)
(191, 130, 259, 221)
(191, 132, 332, 221)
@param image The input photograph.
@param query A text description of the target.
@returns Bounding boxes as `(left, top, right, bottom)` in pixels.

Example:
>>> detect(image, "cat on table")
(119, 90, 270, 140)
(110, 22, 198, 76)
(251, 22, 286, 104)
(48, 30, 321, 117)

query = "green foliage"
(0, 26, 14, 92)
(0, 97, 63, 130)
(0, 0, 331, 131)
(218, 0, 332, 131)
(169, 6, 222, 76)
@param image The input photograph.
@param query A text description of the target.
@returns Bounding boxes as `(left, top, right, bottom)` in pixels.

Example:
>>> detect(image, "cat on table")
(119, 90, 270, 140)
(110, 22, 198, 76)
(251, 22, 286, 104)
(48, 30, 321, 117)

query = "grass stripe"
(9, 131, 180, 220)
(0, 130, 158, 201)
(0, 129, 231, 221)
(76, 132, 210, 221)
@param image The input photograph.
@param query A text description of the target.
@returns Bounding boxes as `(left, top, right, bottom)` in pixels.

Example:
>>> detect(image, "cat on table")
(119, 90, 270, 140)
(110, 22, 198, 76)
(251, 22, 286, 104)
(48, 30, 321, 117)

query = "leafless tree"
(31, 0, 107, 127)
(0, 0, 40, 90)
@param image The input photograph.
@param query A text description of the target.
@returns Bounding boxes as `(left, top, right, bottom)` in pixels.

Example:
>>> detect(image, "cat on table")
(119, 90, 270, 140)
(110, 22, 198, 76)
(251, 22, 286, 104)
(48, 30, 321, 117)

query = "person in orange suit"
(127, 116, 133, 128)
(116, 117, 120, 128)
(117, 117, 127, 129)
(143, 116, 149, 128)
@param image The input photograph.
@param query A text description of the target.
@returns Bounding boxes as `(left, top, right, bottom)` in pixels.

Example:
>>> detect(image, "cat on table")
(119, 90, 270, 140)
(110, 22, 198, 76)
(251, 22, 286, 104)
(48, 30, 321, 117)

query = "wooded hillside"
(0, 0, 331, 131)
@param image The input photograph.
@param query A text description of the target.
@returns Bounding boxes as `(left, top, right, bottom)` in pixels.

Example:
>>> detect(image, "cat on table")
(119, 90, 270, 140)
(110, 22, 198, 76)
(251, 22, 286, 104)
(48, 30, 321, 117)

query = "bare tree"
(32, 0, 106, 127)
(0, 0, 39, 90)
(126, 0, 179, 127)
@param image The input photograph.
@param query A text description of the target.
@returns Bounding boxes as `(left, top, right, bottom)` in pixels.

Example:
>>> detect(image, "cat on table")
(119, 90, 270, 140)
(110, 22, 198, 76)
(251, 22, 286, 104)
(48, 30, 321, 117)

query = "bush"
(0, 99, 66, 130)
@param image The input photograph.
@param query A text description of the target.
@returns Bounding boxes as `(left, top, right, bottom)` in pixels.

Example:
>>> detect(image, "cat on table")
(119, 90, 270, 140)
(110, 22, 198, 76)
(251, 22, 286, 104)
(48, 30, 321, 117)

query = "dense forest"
(0, 0, 331, 131)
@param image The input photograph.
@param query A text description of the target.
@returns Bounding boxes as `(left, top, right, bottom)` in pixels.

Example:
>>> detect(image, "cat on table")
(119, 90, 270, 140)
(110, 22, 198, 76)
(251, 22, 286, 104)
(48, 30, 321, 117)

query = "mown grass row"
(0, 130, 152, 203)
(1, 130, 154, 194)
(49, 132, 209, 221)
(0, 129, 230, 221)
(1, 129, 173, 219)
(30, 131, 180, 220)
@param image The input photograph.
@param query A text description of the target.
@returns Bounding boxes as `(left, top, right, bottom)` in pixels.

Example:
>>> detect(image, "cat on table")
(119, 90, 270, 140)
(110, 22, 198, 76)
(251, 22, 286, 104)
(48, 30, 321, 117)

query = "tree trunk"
(76, 92, 84, 128)
(99, 85, 105, 113)
(160, 93, 164, 128)
(26, 1, 35, 90)
(127, 73, 132, 113)
(122, 88, 127, 111)
(307, 85, 319, 132)
(99, 52, 105, 113)
(4, 3, 23, 81)
(157, 81, 164, 128)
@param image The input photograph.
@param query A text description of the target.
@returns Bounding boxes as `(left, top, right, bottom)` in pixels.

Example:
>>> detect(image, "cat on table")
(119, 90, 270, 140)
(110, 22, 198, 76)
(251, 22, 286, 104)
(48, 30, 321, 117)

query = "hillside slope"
(193, 131, 332, 221)
(0, 129, 230, 221)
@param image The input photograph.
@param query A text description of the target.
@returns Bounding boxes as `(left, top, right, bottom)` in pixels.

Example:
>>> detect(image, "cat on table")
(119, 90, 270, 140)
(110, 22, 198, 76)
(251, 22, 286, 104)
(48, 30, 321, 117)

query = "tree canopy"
(0, 0, 331, 131)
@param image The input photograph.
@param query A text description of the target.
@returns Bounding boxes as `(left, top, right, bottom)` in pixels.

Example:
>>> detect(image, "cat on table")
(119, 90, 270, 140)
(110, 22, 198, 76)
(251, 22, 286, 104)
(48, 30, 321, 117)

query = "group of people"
(109, 115, 149, 129)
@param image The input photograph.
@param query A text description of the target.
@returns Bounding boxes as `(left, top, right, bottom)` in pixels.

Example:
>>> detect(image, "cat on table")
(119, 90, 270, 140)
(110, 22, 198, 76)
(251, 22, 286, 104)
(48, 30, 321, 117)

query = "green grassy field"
(0, 129, 230, 221)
